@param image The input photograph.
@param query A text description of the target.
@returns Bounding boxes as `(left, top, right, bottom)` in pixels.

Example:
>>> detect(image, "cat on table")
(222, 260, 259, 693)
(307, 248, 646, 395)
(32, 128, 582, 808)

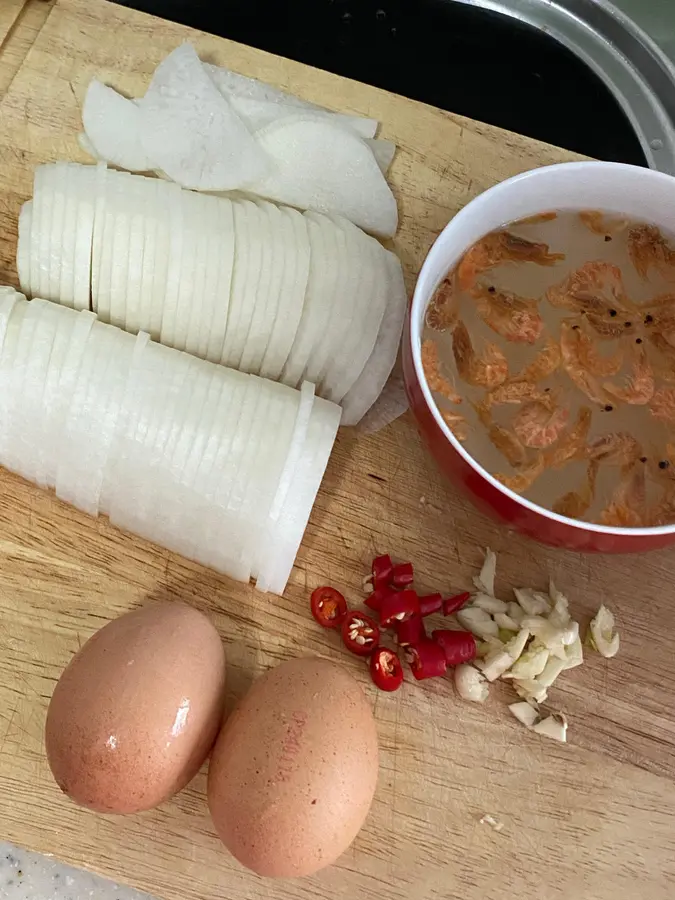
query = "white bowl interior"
(410, 161, 675, 537)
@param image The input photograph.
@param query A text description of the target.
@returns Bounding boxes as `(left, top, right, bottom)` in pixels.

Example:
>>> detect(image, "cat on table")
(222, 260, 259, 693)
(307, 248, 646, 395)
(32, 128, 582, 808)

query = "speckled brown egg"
(207, 657, 379, 878)
(45, 602, 226, 814)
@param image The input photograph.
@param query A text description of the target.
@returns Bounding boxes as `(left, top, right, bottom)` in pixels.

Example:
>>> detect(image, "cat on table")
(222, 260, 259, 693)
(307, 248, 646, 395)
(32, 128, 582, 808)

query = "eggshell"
(45, 601, 226, 814)
(207, 656, 379, 878)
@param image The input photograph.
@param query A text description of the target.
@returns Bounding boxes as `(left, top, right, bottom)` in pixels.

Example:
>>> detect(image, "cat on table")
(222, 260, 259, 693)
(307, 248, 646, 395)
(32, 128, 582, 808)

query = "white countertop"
(0, 842, 156, 900)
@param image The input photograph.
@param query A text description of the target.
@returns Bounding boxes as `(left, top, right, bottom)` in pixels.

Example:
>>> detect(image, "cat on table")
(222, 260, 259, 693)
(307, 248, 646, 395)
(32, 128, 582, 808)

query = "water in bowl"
(422, 210, 675, 527)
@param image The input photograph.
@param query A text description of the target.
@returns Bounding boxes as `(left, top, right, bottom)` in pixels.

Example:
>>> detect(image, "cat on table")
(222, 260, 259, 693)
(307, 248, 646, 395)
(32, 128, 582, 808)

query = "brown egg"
(207, 657, 379, 878)
(45, 602, 226, 814)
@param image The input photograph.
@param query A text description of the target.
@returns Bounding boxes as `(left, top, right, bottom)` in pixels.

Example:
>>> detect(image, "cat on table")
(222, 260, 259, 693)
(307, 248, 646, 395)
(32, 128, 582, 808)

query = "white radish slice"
(82, 80, 153, 173)
(0, 301, 29, 462)
(355, 364, 409, 434)
(17, 202, 32, 296)
(365, 138, 396, 174)
(255, 380, 314, 588)
(248, 116, 398, 238)
(158, 183, 185, 347)
(340, 250, 407, 426)
(36, 313, 77, 488)
(59, 163, 79, 307)
(259, 206, 310, 380)
(322, 220, 387, 403)
(171, 189, 201, 351)
(90, 163, 108, 315)
(149, 180, 178, 339)
(199, 195, 235, 361)
(239, 200, 279, 374)
(184, 193, 214, 355)
(223, 94, 379, 140)
(95, 168, 119, 323)
(38, 165, 57, 301)
(235, 380, 299, 576)
(30, 166, 46, 298)
(204, 63, 378, 139)
(108, 172, 134, 329)
(138, 44, 269, 191)
(73, 163, 103, 311)
(48, 162, 70, 304)
(78, 132, 101, 161)
(280, 215, 327, 388)
(219, 200, 255, 367)
(302, 212, 354, 387)
(135, 177, 159, 335)
(263, 393, 341, 595)
(123, 178, 149, 334)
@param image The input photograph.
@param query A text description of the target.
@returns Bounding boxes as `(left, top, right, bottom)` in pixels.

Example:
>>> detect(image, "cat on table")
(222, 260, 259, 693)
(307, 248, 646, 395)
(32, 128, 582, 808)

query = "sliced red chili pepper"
(371, 554, 393, 588)
(370, 647, 404, 692)
(442, 591, 471, 616)
(419, 593, 443, 617)
(406, 639, 448, 680)
(379, 589, 420, 628)
(395, 614, 425, 647)
(364, 585, 390, 612)
(341, 611, 380, 657)
(310, 586, 348, 629)
(432, 629, 477, 665)
(391, 561, 414, 588)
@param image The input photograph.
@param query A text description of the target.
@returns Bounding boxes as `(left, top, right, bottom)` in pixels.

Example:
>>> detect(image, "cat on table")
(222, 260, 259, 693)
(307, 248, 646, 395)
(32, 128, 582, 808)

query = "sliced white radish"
(90, 163, 108, 315)
(158, 183, 185, 347)
(365, 138, 396, 174)
(17, 202, 32, 296)
(184, 194, 213, 355)
(319, 216, 385, 402)
(356, 364, 409, 434)
(0, 301, 30, 463)
(138, 43, 269, 191)
(170, 188, 201, 351)
(248, 116, 398, 237)
(239, 200, 281, 374)
(258, 206, 310, 380)
(122, 177, 151, 334)
(82, 81, 153, 173)
(149, 180, 179, 340)
(199, 194, 235, 361)
(30, 166, 46, 298)
(220, 199, 258, 367)
(59, 163, 79, 307)
(73, 163, 104, 311)
(340, 250, 407, 425)
(48, 162, 70, 304)
(280, 215, 327, 388)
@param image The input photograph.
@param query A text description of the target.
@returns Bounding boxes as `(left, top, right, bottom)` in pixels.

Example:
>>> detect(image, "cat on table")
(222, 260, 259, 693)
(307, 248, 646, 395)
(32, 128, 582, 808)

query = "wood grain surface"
(0, 1, 673, 899)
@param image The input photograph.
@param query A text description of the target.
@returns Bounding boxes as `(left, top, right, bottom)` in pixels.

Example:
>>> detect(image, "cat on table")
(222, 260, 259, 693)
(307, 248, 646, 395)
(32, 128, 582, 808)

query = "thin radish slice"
(322, 220, 387, 403)
(49, 162, 70, 304)
(204, 64, 378, 138)
(37, 165, 57, 301)
(263, 393, 341, 595)
(184, 193, 214, 355)
(255, 380, 314, 588)
(219, 200, 254, 367)
(123, 176, 151, 334)
(17, 202, 32, 296)
(90, 163, 108, 315)
(82, 80, 153, 173)
(138, 44, 270, 191)
(59, 163, 79, 307)
(340, 250, 407, 426)
(149, 180, 178, 339)
(73, 163, 103, 311)
(171, 189, 201, 352)
(199, 195, 235, 361)
(36, 314, 78, 488)
(255, 206, 296, 379)
(29, 168, 46, 298)
(301, 212, 351, 387)
(239, 200, 279, 374)
(95, 168, 119, 323)
(355, 363, 409, 434)
(247, 116, 398, 237)
(136, 177, 160, 336)
(365, 138, 396, 174)
(158, 183, 185, 347)
(259, 206, 310, 380)
(0, 301, 29, 462)
(280, 215, 327, 388)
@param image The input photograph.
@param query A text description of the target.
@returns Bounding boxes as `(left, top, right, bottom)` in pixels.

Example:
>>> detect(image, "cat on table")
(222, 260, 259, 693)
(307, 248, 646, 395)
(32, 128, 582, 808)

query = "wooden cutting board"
(0, 2, 674, 899)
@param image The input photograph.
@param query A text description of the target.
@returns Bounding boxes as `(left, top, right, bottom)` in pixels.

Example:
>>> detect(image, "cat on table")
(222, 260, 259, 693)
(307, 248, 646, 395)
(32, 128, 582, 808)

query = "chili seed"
(355, 635, 367, 645)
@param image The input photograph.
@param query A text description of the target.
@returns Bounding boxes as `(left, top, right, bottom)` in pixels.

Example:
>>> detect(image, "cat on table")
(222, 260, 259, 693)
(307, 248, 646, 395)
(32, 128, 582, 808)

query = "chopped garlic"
(508, 701, 539, 728)
(504, 627, 531, 662)
(563, 635, 583, 670)
(475, 636, 504, 658)
(473, 547, 497, 596)
(494, 612, 520, 632)
(454, 664, 489, 702)
(505, 645, 549, 680)
(472, 592, 509, 614)
(478, 649, 514, 682)
(514, 679, 548, 704)
(532, 712, 568, 743)
(513, 587, 550, 616)
(506, 601, 525, 625)
(457, 606, 500, 640)
(537, 655, 568, 689)
(588, 605, 620, 658)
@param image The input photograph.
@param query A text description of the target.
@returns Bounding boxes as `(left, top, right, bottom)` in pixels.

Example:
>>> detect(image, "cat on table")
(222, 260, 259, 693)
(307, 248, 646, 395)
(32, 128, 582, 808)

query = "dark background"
(114, 0, 646, 166)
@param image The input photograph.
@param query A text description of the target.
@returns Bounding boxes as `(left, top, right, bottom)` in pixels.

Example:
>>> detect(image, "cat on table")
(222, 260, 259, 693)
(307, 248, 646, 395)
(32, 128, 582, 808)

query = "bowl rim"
(410, 160, 675, 538)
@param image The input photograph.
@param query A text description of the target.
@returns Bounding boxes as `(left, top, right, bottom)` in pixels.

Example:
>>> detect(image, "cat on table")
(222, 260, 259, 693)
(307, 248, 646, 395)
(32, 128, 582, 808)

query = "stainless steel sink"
(454, 0, 675, 173)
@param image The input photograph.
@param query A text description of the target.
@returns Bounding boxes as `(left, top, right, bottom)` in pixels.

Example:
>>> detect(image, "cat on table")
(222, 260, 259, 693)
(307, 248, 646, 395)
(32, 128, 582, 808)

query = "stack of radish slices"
(17, 162, 406, 426)
(0, 288, 340, 593)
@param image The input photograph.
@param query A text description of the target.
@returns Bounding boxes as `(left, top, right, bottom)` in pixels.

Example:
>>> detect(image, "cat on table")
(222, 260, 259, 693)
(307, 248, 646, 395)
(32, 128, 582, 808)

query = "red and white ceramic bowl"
(403, 161, 675, 553)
